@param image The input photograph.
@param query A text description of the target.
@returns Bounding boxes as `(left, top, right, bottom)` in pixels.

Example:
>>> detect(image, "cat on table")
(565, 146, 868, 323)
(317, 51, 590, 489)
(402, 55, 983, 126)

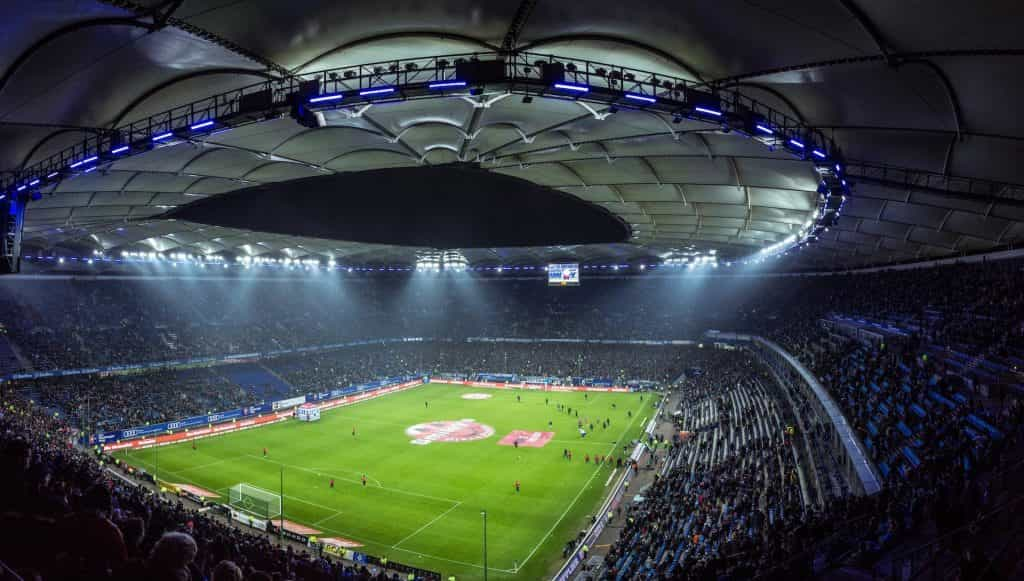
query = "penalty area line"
(245, 454, 461, 505)
(392, 501, 463, 549)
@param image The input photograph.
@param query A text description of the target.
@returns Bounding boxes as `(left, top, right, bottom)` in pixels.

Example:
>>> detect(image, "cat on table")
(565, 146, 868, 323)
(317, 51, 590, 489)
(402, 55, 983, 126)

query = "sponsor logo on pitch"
(406, 419, 495, 445)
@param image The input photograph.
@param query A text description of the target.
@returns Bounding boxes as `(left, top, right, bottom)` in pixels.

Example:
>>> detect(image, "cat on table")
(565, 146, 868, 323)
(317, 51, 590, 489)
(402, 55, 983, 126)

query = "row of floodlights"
(29, 253, 804, 272)
(4, 118, 226, 197)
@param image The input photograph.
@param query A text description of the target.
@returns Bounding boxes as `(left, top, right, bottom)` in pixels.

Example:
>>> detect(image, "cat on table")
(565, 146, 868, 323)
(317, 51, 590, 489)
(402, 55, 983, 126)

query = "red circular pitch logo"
(406, 419, 495, 445)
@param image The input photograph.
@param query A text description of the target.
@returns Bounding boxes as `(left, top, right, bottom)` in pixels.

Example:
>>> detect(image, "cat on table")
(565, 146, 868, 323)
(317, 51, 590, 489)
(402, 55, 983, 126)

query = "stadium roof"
(3, 0, 1024, 270)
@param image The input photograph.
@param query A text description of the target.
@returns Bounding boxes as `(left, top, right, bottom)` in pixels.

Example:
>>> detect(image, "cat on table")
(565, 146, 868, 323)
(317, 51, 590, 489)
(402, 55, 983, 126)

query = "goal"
(228, 483, 282, 519)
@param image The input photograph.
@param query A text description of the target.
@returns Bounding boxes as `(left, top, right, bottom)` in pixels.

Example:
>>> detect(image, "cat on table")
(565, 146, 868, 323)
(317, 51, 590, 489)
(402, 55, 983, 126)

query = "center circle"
(406, 419, 495, 445)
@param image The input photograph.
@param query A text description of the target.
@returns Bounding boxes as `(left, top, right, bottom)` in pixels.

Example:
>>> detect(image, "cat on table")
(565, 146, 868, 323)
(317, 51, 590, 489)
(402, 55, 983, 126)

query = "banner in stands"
(272, 396, 306, 410)
(93, 407, 260, 444)
(230, 509, 267, 531)
(102, 411, 293, 451)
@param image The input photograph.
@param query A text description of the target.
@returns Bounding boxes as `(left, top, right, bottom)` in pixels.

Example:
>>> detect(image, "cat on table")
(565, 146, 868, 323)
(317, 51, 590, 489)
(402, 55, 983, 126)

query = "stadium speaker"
(238, 89, 274, 119)
(285, 79, 321, 107)
(455, 59, 506, 84)
(540, 61, 565, 85)
(684, 88, 720, 111)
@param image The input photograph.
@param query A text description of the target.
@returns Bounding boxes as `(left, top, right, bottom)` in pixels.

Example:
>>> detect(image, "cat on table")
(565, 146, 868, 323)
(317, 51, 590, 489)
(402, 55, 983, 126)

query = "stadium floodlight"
(755, 124, 774, 135)
(111, 145, 130, 155)
(359, 86, 395, 96)
(812, 149, 826, 159)
(693, 106, 722, 117)
(190, 120, 215, 131)
(16, 185, 26, 192)
(624, 93, 656, 104)
(788, 138, 805, 149)
(552, 83, 589, 93)
(28, 179, 40, 187)
(152, 132, 174, 142)
(309, 93, 344, 103)
(46, 172, 59, 178)
(429, 80, 467, 89)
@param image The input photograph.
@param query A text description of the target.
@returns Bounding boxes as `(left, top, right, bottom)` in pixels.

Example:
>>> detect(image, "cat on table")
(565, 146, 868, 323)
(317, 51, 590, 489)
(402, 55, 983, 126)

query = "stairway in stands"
(216, 362, 296, 403)
(0, 333, 26, 376)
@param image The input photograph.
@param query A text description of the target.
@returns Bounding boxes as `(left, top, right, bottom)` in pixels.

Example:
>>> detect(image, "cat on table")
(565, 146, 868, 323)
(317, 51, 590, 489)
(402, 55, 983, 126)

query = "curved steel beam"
(290, 32, 500, 74)
(518, 34, 706, 82)
(712, 48, 1024, 85)
(897, 60, 964, 138)
(96, 0, 291, 76)
(0, 17, 155, 95)
(836, 0, 892, 62)
(812, 125, 1024, 142)
(108, 67, 276, 128)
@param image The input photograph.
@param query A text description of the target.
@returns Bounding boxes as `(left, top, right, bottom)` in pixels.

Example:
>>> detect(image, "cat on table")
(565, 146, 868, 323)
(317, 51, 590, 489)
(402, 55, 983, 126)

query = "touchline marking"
(516, 397, 646, 571)
(245, 455, 462, 505)
(605, 468, 619, 487)
(312, 509, 344, 527)
(392, 501, 463, 548)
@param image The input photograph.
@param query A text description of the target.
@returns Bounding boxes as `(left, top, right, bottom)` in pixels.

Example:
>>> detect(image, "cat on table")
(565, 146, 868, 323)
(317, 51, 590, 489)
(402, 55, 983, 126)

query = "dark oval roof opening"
(166, 164, 630, 249)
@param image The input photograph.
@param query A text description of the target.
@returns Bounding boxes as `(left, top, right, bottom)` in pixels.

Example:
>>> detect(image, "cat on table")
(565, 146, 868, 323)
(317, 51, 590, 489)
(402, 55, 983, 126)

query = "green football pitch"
(120, 383, 656, 580)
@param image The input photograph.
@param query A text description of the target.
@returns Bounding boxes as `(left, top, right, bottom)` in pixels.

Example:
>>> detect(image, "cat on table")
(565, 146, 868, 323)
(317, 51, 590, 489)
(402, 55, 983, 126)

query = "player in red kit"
(329, 478, 334, 489)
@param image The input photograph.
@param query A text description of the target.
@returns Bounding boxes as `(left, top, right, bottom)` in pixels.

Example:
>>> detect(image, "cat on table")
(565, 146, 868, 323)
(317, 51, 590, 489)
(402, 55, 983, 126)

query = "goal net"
(228, 483, 282, 519)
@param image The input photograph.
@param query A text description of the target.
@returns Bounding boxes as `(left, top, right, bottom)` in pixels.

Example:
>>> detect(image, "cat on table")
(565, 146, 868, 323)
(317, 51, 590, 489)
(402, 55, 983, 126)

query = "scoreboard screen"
(547, 263, 580, 286)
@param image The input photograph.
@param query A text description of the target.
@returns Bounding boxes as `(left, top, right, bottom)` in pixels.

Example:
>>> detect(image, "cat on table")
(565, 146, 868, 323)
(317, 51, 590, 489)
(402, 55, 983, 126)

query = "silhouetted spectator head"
(148, 532, 198, 581)
(212, 560, 243, 581)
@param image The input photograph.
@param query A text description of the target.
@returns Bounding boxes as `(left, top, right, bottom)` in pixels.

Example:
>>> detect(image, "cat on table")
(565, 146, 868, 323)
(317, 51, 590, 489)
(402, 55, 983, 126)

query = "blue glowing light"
(812, 149, 826, 159)
(111, 145, 130, 155)
(359, 86, 395, 96)
(47, 172, 59, 178)
(16, 185, 26, 192)
(28, 179, 40, 186)
(190, 120, 215, 131)
(788, 139, 805, 149)
(755, 124, 774, 135)
(624, 93, 656, 103)
(552, 83, 589, 93)
(428, 81, 467, 89)
(693, 106, 723, 117)
(309, 93, 344, 103)
(152, 132, 174, 142)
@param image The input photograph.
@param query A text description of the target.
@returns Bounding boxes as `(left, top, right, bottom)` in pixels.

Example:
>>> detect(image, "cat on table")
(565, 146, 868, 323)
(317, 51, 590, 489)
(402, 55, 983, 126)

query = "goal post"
(228, 483, 282, 520)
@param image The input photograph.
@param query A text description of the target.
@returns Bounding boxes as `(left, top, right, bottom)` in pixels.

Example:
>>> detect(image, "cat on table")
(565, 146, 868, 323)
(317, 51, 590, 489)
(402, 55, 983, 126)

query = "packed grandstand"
(0, 259, 1021, 580)
(3, 2, 1024, 580)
